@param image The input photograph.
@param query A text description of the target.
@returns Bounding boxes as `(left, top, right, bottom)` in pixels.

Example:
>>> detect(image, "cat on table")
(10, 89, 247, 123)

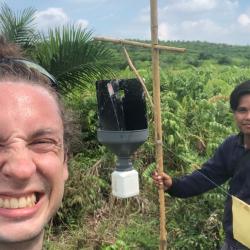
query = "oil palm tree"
(33, 25, 114, 92)
(0, 2, 38, 50)
(0, 3, 114, 92)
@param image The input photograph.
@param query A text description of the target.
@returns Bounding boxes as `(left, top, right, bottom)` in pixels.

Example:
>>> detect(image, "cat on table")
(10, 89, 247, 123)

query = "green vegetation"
(106, 39, 250, 70)
(2, 3, 250, 250)
(44, 65, 250, 250)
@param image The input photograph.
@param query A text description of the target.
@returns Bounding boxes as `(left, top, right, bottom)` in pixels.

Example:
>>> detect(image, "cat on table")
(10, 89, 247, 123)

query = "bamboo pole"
(150, 0, 167, 249)
(123, 46, 154, 109)
(94, 36, 186, 52)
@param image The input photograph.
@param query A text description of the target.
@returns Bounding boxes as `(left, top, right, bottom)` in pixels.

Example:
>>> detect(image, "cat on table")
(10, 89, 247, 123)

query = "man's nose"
(0, 148, 36, 180)
(245, 110, 250, 119)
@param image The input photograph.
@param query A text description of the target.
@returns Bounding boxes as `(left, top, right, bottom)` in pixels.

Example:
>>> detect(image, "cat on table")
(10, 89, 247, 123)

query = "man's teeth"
(0, 194, 36, 209)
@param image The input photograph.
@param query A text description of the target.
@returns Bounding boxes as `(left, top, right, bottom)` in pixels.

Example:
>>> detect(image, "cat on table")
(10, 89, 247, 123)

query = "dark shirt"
(167, 133, 250, 245)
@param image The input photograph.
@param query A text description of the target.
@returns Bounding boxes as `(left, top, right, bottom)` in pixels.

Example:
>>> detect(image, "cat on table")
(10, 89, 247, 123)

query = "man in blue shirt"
(153, 80, 250, 250)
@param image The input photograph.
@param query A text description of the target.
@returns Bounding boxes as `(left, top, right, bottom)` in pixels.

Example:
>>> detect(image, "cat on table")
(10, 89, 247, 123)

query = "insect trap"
(96, 79, 148, 198)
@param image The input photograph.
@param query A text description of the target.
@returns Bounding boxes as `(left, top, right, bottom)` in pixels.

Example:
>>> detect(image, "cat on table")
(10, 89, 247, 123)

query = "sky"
(3, 0, 250, 45)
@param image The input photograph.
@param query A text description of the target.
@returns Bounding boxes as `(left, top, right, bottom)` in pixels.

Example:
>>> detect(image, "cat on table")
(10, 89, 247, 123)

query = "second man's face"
(234, 94, 250, 135)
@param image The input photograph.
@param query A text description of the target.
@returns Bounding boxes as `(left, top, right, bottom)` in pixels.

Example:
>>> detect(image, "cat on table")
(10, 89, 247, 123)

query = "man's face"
(0, 82, 68, 243)
(234, 94, 250, 135)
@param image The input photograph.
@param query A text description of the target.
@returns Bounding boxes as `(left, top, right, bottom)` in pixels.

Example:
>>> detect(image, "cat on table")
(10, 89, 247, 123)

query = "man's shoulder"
(223, 134, 240, 144)
(218, 134, 240, 152)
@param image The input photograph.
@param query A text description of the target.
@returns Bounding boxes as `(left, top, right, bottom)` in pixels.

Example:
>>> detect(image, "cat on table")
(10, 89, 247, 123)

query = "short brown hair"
(0, 36, 70, 154)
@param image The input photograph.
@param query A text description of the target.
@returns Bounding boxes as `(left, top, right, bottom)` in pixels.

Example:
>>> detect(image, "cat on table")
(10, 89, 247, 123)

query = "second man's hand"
(152, 171, 173, 190)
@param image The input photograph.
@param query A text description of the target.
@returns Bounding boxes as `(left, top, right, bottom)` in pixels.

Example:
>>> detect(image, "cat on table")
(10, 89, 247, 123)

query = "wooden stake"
(150, 0, 167, 249)
(123, 46, 154, 109)
(94, 3, 186, 248)
(94, 36, 186, 52)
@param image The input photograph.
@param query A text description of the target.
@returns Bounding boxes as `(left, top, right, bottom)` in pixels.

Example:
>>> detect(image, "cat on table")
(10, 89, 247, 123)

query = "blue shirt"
(168, 133, 250, 244)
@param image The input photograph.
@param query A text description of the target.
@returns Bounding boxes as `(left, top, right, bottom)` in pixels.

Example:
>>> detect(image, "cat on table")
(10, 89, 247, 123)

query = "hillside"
(103, 40, 250, 70)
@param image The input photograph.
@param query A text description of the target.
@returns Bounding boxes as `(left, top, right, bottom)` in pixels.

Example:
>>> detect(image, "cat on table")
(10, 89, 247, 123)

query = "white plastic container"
(111, 169, 139, 198)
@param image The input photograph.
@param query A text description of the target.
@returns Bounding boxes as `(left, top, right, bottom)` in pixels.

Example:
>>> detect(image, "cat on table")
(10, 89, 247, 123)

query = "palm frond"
(0, 2, 38, 48)
(34, 25, 115, 92)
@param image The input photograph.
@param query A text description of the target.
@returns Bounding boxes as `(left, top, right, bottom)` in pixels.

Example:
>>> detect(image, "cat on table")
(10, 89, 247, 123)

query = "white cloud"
(137, 6, 150, 23)
(162, 0, 239, 15)
(196, 20, 223, 32)
(154, 0, 242, 44)
(159, 22, 171, 40)
(35, 8, 69, 31)
(67, 0, 108, 3)
(181, 19, 220, 30)
(167, 0, 217, 12)
(224, 0, 239, 10)
(75, 19, 89, 29)
(238, 14, 250, 27)
(177, 19, 227, 42)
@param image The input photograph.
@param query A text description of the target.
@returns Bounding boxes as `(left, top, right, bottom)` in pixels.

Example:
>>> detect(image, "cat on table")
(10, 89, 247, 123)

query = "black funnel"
(97, 129, 148, 171)
(96, 79, 148, 171)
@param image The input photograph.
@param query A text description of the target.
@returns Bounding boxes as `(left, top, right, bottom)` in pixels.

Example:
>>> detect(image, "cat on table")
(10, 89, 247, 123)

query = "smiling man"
(153, 80, 250, 250)
(0, 37, 68, 250)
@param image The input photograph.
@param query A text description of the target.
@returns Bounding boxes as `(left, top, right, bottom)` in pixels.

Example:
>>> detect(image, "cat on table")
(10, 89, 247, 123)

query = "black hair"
(230, 80, 250, 111)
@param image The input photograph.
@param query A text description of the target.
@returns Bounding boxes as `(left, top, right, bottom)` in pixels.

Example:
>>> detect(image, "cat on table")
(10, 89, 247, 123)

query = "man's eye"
(32, 140, 54, 145)
(236, 108, 247, 113)
(29, 139, 57, 150)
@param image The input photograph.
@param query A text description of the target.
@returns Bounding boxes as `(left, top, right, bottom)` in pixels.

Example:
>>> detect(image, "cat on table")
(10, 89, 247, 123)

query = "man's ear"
(63, 150, 69, 181)
(63, 149, 68, 163)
